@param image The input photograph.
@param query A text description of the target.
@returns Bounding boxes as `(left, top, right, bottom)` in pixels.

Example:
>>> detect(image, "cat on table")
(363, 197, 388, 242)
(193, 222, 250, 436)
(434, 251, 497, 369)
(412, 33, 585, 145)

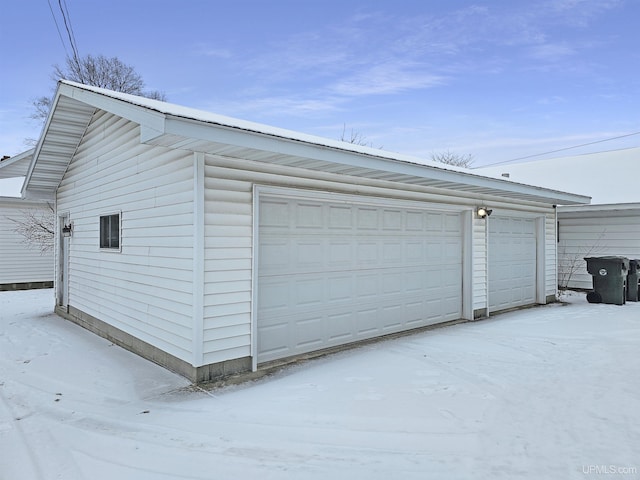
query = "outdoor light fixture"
(62, 223, 73, 237)
(476, 207, 493, 219)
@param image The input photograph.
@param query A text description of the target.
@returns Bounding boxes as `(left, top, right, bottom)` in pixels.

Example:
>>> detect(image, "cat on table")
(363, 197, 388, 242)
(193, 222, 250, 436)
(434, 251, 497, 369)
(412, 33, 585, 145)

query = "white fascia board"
(21, 93, 63, 198)
(0, 196, 50, 207)
(558, 202, 640, 218)
(59, 83, 166, 135)
(558, 202, 640, 213)
(164, 116, 591, 206)
(20, 188, 55, 202)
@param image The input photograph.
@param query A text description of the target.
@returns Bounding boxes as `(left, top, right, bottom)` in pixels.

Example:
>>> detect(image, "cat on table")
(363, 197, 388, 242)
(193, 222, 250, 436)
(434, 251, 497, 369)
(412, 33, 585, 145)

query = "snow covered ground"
(1, 289, 639, 480)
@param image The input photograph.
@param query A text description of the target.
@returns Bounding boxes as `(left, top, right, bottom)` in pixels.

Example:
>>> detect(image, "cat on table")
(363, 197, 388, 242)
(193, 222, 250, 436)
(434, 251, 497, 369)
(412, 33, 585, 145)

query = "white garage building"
(23, 81, 589, 382)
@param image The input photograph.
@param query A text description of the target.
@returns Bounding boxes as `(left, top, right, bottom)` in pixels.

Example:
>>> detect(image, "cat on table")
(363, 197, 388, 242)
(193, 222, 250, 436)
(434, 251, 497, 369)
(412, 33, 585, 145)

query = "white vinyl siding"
(56, 111, 195, 363)
(558, 213, 640, 290)
(203, 175, 253, 365)
(0, 201, 54, 285)
(472, 217, 487, 312)
(545, 214, 557, 297)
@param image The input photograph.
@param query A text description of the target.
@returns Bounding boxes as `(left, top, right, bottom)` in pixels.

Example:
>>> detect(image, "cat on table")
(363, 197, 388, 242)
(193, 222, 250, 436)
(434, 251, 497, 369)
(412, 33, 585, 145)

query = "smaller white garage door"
(257, 194, 463, 363)
(489, 216, 536, 312)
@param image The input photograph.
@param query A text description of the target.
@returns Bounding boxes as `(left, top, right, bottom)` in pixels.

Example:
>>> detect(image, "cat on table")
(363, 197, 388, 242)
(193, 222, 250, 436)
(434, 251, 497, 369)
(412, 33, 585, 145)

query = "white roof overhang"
(0, 149, 34, 179)
(22, 91, 95, 200)
(558, 202, 640, 218)
(24, 81, 591, 206)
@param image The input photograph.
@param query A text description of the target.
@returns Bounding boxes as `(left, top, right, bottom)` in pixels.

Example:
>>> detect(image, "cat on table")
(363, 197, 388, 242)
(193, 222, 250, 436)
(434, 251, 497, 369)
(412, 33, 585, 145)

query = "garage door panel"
(380, 304, 403, 331)
(426, 213, 443, 231)
(406, 211, 424, 230)
(406, 241, 425, 262)
(257, 195, 463, 362)
(357, 241, 378, 265)
(297, 240, 323, 261)
(329, 205, 352, 228)
(328, 242, 352, 265)
(328, 275, 353, 303)
(489, 216, 536, 312)
(328, 311, 354, 340)
(259, 281, 289, 312)
(356, 308, 378, 335)
(296, 203, 323, 227)
(356, 207, 378, 229)
(259, 321, 290, 359)
(295, 278, 324, 307)
(259, 240, 290, 271)
(382, 209, 403, 230)
(356, 273, 378, 298)
(260, 199, 290, 227)
(295, 314, 325, 348)
(382, 242, 403, 263)
(382, 271, 404, 295)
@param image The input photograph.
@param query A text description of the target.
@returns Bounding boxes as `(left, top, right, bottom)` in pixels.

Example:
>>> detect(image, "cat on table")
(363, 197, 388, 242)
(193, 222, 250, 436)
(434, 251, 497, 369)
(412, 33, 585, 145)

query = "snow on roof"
(476, 147, 640, 205)
(24, 81, 589, 205)
(61, 81, 458, 172)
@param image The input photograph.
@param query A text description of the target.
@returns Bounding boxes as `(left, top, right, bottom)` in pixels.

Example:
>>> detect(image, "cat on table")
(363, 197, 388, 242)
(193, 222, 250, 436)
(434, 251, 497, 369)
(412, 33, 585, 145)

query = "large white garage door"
(257, 194, 463, 363)
(488, 216, 536, 312)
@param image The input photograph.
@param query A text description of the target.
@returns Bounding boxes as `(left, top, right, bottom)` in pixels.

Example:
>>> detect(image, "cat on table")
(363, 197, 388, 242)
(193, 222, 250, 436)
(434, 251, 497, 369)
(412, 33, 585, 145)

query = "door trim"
(57, 213, 70, 310)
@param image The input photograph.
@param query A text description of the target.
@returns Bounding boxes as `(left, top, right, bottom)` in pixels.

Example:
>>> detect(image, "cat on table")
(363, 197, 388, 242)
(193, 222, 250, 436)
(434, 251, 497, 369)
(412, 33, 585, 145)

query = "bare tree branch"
(557, 229, 606, 290)
(31, 54, 166, 123)
(339, 124, 383, 149)
(7, 204, 55, 253)
(431, 150, 474, 168)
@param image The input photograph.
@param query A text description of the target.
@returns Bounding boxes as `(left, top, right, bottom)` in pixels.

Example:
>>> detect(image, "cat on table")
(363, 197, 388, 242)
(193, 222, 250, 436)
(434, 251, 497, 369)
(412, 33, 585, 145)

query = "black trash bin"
(584, 256, 629, 305)
(627, 259, 640, 302)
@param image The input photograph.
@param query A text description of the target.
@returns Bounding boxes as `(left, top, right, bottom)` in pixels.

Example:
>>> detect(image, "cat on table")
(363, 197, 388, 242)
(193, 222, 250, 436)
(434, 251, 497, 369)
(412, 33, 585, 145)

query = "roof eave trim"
(21, 94, 63, 198)
(162, 115, 592, 205)
(50, 81, 591, 206)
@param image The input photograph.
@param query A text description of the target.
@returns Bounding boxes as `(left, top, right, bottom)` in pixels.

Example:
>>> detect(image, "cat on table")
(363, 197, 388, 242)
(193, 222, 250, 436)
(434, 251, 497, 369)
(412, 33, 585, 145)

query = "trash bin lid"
(584, 256, 630, 273)
(584, 256, 630, 264)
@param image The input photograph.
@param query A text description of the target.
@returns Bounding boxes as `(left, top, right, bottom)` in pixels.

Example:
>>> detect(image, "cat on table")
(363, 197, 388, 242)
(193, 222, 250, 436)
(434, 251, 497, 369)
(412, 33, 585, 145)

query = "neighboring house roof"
(475, 147, 640, 205)
(0, 149, 34, 179)
(24, 80, 590, 205)
(558, 202, 640, 216)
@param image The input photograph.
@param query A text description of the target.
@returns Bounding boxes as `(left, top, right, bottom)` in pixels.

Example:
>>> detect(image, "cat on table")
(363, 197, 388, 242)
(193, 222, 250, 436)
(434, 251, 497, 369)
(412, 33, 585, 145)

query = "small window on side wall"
(100, 213, 120, 250)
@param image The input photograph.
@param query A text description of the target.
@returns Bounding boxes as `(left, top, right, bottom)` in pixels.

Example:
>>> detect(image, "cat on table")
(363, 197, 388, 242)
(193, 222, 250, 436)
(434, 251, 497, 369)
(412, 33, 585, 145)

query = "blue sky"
(1, 0, 639, 168)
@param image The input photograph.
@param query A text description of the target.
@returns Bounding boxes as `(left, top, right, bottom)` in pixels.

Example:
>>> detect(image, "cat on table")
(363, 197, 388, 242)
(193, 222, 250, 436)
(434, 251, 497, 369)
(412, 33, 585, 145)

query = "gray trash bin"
(584, 256, 629, 305)
(627, 259, 640, 302)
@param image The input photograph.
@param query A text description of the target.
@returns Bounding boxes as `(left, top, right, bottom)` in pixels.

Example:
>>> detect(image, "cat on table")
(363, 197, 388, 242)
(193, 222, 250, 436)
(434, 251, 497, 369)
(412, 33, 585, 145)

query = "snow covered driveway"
(1, 289, 639, 479)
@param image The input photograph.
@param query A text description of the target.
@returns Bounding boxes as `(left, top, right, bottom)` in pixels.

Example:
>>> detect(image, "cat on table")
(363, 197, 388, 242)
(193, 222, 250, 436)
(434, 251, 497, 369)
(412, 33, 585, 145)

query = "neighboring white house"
(556, 203, 640, 289)
(0, 149, 54, 290)
(475, 147, 640, 205)
(477, 149, 640, 290)
(23, 81, 589, 382)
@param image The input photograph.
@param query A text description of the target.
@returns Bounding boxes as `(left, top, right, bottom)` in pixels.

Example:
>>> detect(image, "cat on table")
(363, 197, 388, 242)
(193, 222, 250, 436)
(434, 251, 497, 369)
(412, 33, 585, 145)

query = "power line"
(47, 0, 69, 58)
(61, 0, 79, 58)
(483, 130, 640, 167)
(57, 0, 81, 76)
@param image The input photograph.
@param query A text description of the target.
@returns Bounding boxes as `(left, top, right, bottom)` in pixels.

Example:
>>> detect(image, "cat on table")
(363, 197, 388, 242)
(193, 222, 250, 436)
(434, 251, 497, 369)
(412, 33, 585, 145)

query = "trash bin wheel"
(586, 291, 602, 303)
